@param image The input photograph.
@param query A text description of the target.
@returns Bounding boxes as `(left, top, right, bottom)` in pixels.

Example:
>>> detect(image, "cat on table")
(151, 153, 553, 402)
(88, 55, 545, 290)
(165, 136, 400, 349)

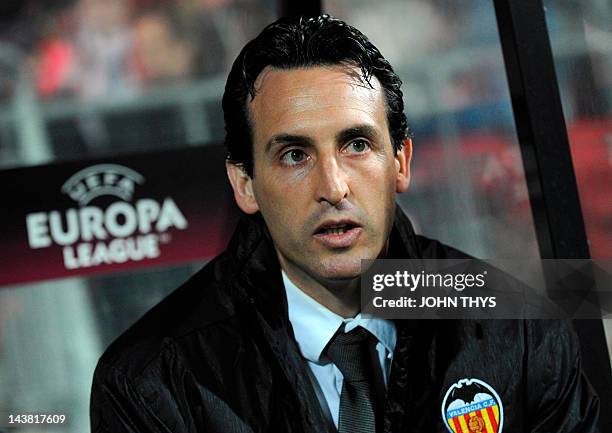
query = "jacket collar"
(225, 207, 440, 432)
(226, 206, 424, 328)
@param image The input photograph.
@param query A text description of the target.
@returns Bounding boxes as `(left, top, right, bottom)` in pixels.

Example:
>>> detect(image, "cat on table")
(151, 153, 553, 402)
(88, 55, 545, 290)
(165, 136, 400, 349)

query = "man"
(90, 15, 599, 433)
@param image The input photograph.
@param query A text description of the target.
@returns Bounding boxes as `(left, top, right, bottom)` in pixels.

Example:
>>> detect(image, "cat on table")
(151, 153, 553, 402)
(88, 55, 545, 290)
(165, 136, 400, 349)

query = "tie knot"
(326, 326, 373, 382)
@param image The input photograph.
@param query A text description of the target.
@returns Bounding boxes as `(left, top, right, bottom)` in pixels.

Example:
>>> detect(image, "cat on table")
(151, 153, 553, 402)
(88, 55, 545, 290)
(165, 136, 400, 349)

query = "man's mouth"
(316, 223, 358, 235)
(313, 220, 363, 248)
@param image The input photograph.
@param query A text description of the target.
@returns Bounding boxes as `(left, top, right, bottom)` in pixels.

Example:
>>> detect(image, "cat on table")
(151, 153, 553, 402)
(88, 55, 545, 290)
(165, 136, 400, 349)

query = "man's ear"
(226, 161, 260, 214)
(395, 138, 412, 193)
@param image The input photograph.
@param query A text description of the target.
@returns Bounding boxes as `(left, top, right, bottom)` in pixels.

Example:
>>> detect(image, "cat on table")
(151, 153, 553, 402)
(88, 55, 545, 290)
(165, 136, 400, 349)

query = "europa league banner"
(0, 145, 239, 287)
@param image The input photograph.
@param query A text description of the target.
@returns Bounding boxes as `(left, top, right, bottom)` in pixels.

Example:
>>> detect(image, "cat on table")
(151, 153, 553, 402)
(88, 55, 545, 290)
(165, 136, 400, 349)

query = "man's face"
(228, 66, 410, 288)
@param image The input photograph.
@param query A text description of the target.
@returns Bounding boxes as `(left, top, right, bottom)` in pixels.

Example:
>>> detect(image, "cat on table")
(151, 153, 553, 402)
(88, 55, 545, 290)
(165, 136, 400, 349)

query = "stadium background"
(0, 1, 610, 431)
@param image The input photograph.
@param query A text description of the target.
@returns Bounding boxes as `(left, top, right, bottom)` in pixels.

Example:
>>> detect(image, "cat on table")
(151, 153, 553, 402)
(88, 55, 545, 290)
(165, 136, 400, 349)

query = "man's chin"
(315, 259, 364, 284)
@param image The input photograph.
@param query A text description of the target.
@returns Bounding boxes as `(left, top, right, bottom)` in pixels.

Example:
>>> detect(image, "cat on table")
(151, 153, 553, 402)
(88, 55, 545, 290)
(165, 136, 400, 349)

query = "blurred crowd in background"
(0, 0, 276, 160)
(2, 0, 274, 99)
(0, 1, 610, 432)
(0, 0, 609, 180)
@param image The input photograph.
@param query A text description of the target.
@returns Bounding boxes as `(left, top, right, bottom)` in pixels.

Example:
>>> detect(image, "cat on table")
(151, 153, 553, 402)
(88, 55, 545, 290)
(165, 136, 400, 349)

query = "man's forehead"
(247, 65, 386, 137)
(250, 65, 383, 108)
(253, 64, 376, 91)
(243, 65, 392, 156)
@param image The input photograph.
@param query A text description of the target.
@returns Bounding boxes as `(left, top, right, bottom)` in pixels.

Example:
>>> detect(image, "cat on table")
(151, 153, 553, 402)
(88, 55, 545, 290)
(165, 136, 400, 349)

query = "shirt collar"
(283, 271, 396, 363)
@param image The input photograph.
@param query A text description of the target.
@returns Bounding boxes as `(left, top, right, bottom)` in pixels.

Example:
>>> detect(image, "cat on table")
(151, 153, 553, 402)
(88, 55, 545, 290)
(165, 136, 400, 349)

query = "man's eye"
(345, 139, 371, 154)
(280, 149, 309, 165)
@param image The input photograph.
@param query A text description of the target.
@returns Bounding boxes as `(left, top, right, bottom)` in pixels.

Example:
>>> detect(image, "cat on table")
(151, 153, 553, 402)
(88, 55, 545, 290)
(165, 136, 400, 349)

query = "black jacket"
(90, 209, 599, 433)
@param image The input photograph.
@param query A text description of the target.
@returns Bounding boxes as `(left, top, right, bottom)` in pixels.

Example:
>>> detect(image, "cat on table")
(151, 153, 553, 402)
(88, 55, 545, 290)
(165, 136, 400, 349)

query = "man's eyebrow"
(265, 134, 313, 153)
(336, 125, 380, 143)
(264, 125, 380, 153)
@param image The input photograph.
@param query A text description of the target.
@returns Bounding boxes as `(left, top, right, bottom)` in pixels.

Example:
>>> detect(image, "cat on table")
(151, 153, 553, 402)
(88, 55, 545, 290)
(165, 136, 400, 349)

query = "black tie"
(326, 326, 377, 433)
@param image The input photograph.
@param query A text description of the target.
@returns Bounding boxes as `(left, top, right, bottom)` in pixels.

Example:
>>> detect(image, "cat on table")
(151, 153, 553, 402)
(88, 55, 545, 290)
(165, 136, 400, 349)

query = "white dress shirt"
(282, 271, 397, 429)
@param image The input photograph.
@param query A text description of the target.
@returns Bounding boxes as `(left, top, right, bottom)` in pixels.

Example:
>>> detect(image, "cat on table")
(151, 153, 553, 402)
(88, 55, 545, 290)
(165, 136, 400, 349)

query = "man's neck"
(276, 240, 392, 318)
(280, 264, 361, 318)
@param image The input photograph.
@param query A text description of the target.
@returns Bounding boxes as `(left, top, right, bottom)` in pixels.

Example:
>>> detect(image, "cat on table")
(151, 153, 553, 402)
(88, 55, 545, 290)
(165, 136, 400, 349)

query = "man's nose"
(315, 156, 349, 205)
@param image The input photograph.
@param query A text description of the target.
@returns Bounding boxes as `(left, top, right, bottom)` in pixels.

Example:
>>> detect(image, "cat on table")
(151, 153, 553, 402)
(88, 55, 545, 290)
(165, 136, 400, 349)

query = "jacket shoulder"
(95, 252, 241, 378)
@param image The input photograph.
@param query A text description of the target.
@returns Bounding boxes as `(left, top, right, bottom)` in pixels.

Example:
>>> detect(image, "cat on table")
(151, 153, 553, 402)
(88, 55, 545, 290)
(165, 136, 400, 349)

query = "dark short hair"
(222, 14, 410, 177)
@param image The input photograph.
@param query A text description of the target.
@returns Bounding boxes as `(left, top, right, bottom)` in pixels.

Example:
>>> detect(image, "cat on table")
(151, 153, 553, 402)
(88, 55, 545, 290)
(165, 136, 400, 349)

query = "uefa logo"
(25, 164, 188, 270)
(61, 164, 145, 205)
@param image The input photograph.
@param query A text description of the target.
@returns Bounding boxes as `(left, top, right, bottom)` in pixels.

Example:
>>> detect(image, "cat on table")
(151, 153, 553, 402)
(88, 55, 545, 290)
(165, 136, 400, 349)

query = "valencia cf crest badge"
(441, 378, 503, 433)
